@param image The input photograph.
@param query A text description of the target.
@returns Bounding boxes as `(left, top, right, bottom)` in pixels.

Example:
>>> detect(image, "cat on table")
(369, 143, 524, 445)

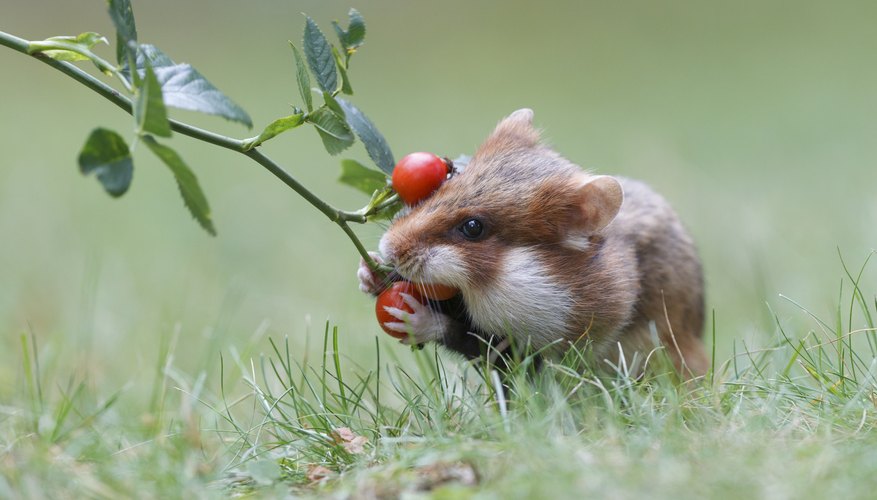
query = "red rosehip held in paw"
(391, 152, 449, 205)
(375, 281, 424, 338)
(413, 282, 459, 301)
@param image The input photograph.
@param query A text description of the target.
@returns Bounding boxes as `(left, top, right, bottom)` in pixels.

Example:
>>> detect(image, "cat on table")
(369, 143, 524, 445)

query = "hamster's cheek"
(465, 247, 573, 349)
(420, 245, 469, 286)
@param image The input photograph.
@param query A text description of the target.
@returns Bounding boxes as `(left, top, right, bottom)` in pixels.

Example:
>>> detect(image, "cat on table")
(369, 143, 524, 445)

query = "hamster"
(358, 109, 709, 377)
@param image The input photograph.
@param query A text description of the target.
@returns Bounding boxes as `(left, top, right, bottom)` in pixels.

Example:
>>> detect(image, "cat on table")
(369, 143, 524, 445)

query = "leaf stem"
(371, 193, 400, 213)
(27, 39, 133, 92)
(0, 29, 384, 273)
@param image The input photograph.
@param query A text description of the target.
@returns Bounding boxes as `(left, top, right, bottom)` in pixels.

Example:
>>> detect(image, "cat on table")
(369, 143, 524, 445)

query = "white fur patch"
(463, 247, 572, 349)
(417, 245, 469, 286)
(562, 235, 590, 252)
(377, 234, 394, 263)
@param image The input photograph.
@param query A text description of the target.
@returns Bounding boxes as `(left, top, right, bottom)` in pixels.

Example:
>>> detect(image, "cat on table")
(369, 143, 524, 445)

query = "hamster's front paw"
(381, 293, 449, 345)
(358, 252, 387, 296)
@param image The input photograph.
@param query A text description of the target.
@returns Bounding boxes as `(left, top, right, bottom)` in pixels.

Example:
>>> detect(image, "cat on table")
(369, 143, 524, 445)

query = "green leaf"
(132, 45, 252, 128)
(332, 45, 353, 95)
(337, 99, 395, 174)
(289, 43, 313, 112)
(303, 16, 337, 93)
(107, 0, 137, 68)
(322, 91, 345, 117)
(131, 44, 174, 68)
(332, 8, 366, 54)
(40, 32, 108, 62)
(134, 60, 172, 137)
(142, 135, 216, 236)
(307, 107, 354, 156)
(338, 159, 388, 195)
(78, 128, 133, 198)
(243, 113, 305, 150)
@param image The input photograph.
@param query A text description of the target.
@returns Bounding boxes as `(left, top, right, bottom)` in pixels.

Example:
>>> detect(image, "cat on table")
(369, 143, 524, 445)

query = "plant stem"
(0, 31, 29, 54)
(27, 39, 133, 92)
(0, 29, 383, 273)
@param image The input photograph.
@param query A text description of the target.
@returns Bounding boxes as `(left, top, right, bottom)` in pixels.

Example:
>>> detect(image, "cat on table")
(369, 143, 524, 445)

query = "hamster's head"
(379, 109, 623, 297)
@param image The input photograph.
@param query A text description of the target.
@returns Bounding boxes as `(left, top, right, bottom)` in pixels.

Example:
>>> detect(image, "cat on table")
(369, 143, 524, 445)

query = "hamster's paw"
(381, 293, 449, 345)
(358, 252, 386, 296)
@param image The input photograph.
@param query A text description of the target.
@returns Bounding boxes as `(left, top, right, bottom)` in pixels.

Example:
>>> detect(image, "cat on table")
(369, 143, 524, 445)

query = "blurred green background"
(2, 0, 876, 404)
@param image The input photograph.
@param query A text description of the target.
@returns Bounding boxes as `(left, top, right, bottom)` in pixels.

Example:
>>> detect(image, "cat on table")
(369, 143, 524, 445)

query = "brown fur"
(380, 109, 708, 377)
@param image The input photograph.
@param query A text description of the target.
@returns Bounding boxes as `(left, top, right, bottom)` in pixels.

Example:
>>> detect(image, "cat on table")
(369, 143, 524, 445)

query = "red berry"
(414, 282, 459, 301)
(375, 281, 424, 338)
(391, 152, 448, 205)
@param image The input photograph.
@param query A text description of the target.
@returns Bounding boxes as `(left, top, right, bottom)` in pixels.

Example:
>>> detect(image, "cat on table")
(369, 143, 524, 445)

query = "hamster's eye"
(458, 218, 485, 240)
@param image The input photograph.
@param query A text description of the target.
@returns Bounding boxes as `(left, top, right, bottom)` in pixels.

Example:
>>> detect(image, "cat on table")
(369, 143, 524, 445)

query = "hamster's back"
(603, 177, 708, 375)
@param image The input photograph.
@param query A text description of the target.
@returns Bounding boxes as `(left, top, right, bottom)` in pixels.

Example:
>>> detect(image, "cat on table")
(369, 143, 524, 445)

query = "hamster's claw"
(381, 293, 448, 345)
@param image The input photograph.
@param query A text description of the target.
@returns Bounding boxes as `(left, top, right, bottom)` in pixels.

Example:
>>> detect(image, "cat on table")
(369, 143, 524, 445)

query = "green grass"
(3, 260, 876, 498)
(230, 265, 877, 498)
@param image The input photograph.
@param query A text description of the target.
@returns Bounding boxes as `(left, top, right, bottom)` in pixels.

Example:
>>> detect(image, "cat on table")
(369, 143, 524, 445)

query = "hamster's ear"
(480, 108, 540, 152)
(572, 175, 623, 233)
